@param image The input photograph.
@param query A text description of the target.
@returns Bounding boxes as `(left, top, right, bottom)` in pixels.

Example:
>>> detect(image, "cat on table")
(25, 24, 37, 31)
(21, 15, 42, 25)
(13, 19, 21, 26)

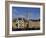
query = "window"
(16, 24, 18, 27)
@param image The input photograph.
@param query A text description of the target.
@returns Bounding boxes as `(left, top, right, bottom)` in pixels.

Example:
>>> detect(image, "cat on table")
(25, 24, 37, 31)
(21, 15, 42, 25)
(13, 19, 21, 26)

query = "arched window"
(26, 24, 29, 28)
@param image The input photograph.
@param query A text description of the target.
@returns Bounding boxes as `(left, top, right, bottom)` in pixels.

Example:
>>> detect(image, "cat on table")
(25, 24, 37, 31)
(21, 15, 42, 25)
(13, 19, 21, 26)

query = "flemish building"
(12, 17, 29, 29)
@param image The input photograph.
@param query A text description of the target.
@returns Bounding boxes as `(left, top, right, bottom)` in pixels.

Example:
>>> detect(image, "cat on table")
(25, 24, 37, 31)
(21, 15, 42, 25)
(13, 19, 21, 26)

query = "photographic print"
(12, 7, 40, 31)
(5, 1, 45, 37)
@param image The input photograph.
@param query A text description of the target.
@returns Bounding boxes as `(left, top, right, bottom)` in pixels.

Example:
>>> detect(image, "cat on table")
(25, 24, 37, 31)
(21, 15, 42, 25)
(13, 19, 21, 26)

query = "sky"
(12, 7, 40, 20)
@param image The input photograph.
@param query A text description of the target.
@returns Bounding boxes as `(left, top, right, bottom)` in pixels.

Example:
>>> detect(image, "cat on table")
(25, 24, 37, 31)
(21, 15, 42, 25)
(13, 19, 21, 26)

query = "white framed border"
(9, 4, 43, 35)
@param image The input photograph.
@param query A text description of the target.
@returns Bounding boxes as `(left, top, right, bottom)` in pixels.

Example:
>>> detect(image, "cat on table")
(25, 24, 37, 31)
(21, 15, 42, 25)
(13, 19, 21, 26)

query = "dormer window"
(18, 18, 22, 20)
